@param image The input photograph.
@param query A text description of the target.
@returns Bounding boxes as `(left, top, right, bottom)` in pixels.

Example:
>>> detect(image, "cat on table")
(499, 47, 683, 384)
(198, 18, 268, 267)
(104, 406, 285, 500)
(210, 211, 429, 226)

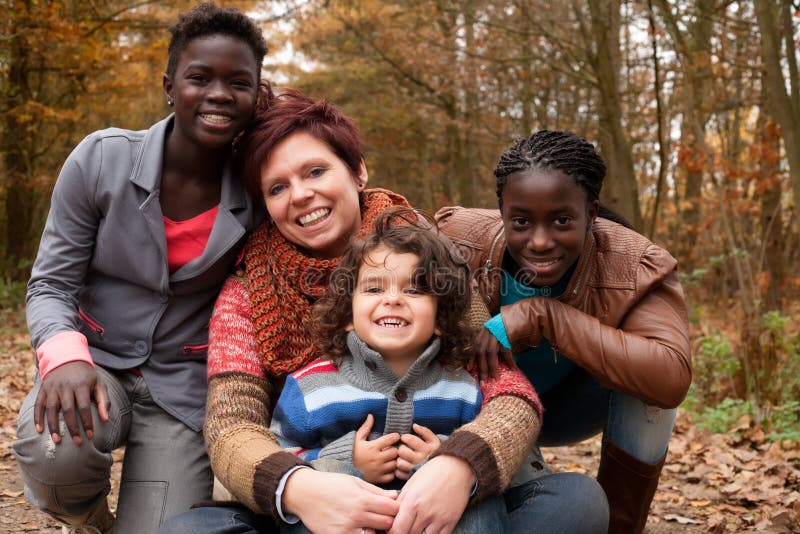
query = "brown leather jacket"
(436, 206, 692, 409)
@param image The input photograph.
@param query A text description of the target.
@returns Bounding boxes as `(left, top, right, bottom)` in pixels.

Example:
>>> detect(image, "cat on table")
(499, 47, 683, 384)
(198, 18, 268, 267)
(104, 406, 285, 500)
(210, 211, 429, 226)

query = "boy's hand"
(395, 423, 441, 480)
(353, 414, 400, 484)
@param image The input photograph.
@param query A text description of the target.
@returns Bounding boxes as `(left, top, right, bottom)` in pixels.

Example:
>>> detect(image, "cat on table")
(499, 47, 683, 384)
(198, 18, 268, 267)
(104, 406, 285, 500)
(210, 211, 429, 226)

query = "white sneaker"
(55, 499, 114, 534)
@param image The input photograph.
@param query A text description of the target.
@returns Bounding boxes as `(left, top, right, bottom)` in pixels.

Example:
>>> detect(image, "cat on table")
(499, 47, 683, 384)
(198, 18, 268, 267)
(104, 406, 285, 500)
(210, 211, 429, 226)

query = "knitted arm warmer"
(432, 365, 542, 503)
(431, 285, 543, 502)
(204, 277, 309, 517)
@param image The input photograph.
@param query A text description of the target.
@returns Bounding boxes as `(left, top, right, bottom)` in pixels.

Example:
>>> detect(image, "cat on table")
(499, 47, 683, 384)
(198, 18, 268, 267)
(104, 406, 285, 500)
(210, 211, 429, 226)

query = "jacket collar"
(129, 114, 248, 211)
(339, 331, 444, 395)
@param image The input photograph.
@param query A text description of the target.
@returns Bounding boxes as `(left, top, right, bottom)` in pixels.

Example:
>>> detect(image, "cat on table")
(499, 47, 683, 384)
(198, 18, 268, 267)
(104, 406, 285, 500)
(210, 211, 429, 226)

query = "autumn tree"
(753, 0, 800, 226)
(0, 0, 260, 281)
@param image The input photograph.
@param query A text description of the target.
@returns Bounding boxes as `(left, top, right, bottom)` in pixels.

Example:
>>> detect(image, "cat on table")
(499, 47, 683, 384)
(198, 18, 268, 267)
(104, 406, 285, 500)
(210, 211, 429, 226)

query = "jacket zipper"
(78, 308, 105, 337)
(182, 343, 209, 354)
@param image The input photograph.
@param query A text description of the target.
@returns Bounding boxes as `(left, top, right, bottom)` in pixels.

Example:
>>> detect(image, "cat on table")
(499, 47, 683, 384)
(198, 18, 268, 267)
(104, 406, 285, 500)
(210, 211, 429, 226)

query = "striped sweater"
(270, 333, 481, 462)
(205, 275, 543, 519)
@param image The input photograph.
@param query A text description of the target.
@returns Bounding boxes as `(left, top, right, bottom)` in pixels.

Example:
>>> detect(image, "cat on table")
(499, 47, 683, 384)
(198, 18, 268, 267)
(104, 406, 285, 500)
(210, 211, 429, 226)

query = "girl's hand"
(34, 361, 110, 445)
(471, 327, 517, 381)
(283, 467, 399, 534)
(353, 414, 401, 484)
(388, 455, 475, 534)
(395, 424, 440, 480)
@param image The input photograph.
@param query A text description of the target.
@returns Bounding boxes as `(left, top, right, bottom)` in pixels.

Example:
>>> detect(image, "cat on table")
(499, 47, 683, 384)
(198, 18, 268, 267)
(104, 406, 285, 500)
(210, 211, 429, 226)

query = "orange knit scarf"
(244, 188, 411, 377)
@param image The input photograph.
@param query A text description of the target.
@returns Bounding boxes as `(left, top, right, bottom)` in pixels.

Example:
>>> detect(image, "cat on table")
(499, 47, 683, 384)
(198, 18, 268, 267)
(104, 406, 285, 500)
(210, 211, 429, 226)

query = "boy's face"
(348, 246, 439, 366)
(501, 169, 598, 287)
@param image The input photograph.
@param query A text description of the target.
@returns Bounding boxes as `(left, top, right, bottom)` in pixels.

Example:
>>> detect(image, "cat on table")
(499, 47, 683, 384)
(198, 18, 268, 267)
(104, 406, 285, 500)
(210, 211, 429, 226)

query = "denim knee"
(506, 472, 609, 534)
(606, 392, 677, 464)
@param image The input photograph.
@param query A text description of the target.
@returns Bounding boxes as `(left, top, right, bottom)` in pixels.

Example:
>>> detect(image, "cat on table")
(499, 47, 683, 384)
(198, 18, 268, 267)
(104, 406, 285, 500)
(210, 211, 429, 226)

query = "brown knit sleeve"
(431, 395, 540, 503)
(204, 277, 309, 517)
(205, 373, 309, 517)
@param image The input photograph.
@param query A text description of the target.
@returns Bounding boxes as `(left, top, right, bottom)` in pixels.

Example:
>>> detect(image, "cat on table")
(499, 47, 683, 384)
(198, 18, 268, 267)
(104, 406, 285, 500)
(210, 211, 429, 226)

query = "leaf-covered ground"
(0, 305, 798, 533)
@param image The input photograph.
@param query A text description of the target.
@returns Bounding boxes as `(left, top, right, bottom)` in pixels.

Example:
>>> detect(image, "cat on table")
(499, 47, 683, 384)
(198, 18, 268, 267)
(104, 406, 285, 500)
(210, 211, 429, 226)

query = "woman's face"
(163, 34, 259, 150)
(260, 131, 367, 259)
(500, 169, 598, 287)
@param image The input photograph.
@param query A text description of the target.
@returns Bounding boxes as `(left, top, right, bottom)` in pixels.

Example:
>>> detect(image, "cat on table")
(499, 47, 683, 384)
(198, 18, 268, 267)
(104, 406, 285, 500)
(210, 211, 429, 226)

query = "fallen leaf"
(664, 513, 701, 524)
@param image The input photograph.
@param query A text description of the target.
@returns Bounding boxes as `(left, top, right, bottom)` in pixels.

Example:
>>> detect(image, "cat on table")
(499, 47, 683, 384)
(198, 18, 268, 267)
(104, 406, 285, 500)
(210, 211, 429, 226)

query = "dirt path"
(1, 305, 797, 532)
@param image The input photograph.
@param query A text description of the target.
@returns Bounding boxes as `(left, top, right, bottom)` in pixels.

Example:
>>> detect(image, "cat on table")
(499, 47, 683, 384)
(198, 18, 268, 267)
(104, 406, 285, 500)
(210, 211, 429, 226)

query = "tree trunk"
(2, 3, 39, 281)
(585, 0, 642, 229)
(754, 0, 800, 226)
(653, 0, 715, 262)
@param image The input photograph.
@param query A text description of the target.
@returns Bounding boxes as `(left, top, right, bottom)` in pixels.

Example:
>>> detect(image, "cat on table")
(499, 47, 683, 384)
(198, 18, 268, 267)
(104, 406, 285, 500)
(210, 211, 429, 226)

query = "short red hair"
(235, 88, 364, 198)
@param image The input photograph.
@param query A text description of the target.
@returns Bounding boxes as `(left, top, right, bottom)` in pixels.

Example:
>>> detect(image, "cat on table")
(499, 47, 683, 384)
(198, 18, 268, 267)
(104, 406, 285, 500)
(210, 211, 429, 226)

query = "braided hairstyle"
(494, 130, 632, 228)
(166, 2, 268, 78)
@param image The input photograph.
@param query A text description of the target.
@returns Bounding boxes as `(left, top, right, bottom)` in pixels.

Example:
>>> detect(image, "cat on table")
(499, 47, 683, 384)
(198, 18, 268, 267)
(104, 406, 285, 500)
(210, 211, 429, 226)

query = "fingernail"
(86, 430, 94, 439)
(35, 424, 42, 432)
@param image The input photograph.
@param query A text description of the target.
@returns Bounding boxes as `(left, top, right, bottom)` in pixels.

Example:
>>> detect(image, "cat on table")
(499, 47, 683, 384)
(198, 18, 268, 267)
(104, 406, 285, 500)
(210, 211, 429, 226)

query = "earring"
(167, 98, 173, 106)
(357, 182, 364, 190)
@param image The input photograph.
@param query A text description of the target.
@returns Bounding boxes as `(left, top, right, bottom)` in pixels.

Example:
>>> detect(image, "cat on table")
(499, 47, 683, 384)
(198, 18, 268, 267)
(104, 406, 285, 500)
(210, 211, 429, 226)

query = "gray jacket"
(27, 116, 262, 431)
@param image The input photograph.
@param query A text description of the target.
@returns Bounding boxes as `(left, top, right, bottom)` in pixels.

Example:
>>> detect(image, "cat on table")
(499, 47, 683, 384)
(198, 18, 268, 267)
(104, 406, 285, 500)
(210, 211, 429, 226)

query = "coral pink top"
(163, 206, 219, 274)
(37, 206, 219, 378)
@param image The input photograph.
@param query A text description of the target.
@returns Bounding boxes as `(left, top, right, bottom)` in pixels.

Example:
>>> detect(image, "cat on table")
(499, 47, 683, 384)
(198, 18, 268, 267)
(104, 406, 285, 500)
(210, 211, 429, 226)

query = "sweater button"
(395, 388, 407, 402)
(133, 340, 148, 355)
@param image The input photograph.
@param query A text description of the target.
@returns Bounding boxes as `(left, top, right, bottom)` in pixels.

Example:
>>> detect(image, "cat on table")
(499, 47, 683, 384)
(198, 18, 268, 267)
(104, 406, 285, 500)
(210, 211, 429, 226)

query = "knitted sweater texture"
(270, 333, 482, 462)
(244, 189, 410, 377)
(204, 190, 543, 519)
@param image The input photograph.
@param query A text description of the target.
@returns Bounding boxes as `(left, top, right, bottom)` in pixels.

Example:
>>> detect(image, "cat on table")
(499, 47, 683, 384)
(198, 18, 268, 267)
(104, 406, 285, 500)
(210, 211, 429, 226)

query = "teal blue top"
(484, 261, 576, 394)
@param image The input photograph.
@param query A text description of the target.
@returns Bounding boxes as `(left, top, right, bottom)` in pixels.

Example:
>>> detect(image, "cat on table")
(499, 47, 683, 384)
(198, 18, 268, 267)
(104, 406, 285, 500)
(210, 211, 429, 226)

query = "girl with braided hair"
(436, 130, 692, 534)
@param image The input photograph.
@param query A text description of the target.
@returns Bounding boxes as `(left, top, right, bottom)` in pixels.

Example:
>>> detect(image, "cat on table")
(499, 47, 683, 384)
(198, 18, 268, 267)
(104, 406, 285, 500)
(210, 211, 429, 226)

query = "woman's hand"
(34, 361, 110, 445)
(388, 455, 475, 534)
(471, 328, 517, 381)
(283, 467, 400, 534)
(353, 414, 400, 484)
(395, 424, 440, 480)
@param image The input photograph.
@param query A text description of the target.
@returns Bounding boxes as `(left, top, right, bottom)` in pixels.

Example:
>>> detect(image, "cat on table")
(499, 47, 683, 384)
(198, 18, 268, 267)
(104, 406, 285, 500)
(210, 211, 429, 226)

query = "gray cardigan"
(27, 115, 262, 431)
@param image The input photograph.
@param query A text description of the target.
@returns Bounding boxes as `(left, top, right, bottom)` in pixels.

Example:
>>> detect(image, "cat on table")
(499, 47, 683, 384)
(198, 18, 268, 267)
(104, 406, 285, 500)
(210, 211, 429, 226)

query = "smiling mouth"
(529, 258, 560, 268)
(200, 113, 232, 124)
(376, 318, 409, 328)
(297, 208, 331, 227)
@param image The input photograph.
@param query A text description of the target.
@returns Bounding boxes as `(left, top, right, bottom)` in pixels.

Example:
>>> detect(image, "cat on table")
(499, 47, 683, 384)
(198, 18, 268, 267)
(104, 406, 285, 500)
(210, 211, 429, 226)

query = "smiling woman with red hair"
(161, 92, 609, 534)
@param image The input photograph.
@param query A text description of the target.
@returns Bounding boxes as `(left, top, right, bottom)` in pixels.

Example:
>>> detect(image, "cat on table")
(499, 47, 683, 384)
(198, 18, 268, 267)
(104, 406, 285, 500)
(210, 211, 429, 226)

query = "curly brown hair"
(312, 208, 474, 368)
(166, 3, 268, 78)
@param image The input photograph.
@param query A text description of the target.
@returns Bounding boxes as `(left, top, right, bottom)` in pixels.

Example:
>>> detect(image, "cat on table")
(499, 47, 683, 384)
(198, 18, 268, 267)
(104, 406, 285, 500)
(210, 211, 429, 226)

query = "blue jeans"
(171, 458, 508, 534)
(505, 472, 609, 533)
(161, 480, 604, 534)
(282, 494, 507, 534)
(538, 367, 677, 464)
(160, 498, 507, 534)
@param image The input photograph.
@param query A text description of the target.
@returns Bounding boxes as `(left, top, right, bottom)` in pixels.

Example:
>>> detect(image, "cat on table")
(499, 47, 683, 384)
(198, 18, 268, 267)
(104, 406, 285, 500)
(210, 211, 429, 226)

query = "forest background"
(0, 0, 799, 531)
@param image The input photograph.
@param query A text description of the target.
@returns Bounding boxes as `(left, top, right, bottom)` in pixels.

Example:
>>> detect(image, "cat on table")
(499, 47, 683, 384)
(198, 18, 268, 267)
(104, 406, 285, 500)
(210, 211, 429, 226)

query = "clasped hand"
(353, 413, 441, 484)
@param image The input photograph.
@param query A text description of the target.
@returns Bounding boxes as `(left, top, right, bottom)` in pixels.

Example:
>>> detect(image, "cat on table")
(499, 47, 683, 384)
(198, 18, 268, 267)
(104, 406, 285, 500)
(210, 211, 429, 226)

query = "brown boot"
(597, 439, 666, 534)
